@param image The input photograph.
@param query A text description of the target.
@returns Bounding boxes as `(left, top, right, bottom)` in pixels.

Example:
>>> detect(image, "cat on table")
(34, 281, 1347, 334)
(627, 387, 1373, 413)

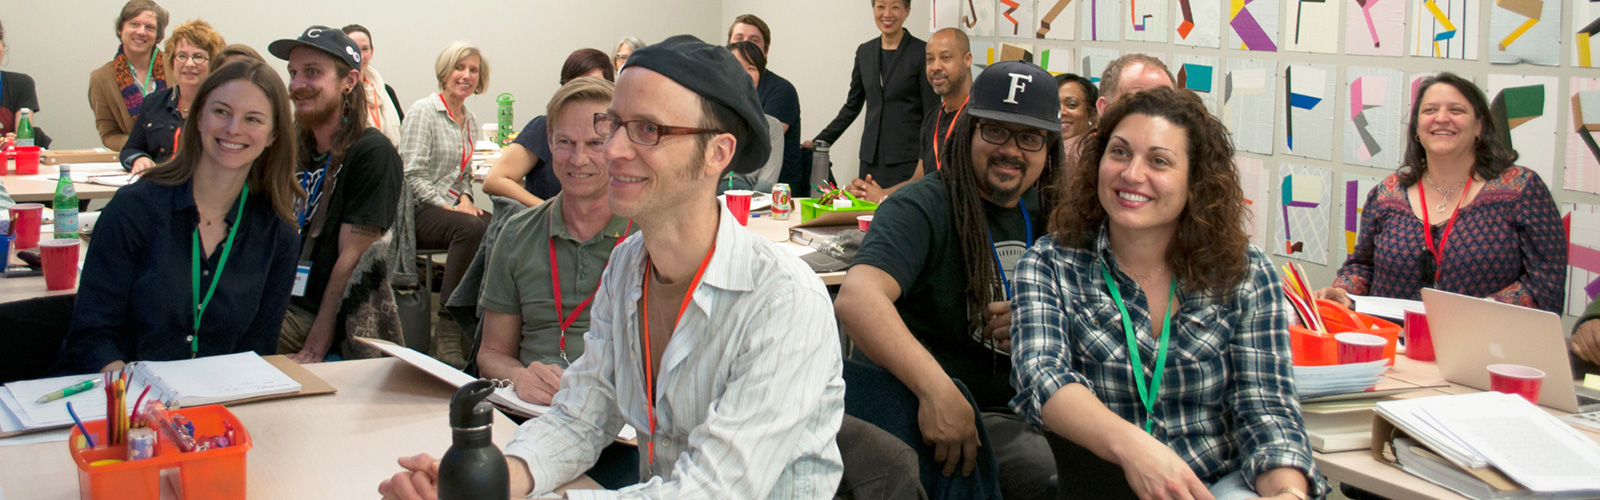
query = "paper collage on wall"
(1488, 74, 1558, 182)
(1035, 0, 1078, 40)
(1568, 78, 1600, 195)
(1344, 67, 1405, 169)
(1345, 0, 1407, 56)
(1126, 0, 1168, 42)
(1175, 0, 1222, 47)
(1082, 0, 1123, 41)
(1037, 46, 1075, 74)
(1275, 163, 1333, 264)
(999, 42, 1036, 63)
(971, 42, 996, 74)
(964, 0, 999, 37)
(1489, 0, 1561, 66)
(1238, 157, 1273, 249)
(1412, 0, 1479, 60)
(1081, 47, 1122, 84)
(933, 0, 964, 29)
(1576, 0, 1600, 67)
(1340, 174, 1384, 260)
(1175, 54, 1222, 115)
(1284, 63, 1336, 161)
(1565, 203, 1600, 317)
(1225, 58, 1279, 155)
(1286, 0, 1342, 53)
(1228, 0, 1281, 51)
(998, 0, 1036, 37)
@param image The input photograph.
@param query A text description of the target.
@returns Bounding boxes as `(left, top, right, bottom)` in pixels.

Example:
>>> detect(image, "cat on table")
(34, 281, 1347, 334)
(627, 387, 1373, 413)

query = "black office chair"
(0, 294, 77, 384)
(842, 357, 1002, 500)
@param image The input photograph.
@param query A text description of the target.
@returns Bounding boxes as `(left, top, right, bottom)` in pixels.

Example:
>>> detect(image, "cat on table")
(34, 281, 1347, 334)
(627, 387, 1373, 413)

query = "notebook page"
(140, 352, 301, 406)
(1425, 393, 1600, 492)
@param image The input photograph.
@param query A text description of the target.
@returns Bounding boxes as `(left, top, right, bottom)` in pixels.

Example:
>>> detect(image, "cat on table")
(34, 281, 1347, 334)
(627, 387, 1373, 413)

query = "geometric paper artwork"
(1488, 74, 1558, 182)
(1083, 0, 1124, 41)
(1275, 163, 1333, 264)
(1565, 203, 1600, 317)
(1225, 58, 1279, 155)
(1567, 78, 1600, 194)
(998, 0, 1037, 37)
(1341, 174, 1384, 259)
(1239, 157, 1273, 248)
(1177, 54, 1222, 115)
(1412, 0, 1480, 60)
(1127, 0, 1169, 42)
(1176, 0, 1223, 47)
(1035, 0, 1079, 40)
(1285, 63, 1336, 161)
(1038, 46, 1076, 75)
(964, 0, 999, 36)
(1345, 67, 1405, 169)
(1081, 47, 1122, 84)
(1345, 0, 1407, 56)
(1286, 0, 1342, 53)
(1490, 0, 1561, 66)
(1229, 0, 1281, 51)
(1576, 0, 1600, 67)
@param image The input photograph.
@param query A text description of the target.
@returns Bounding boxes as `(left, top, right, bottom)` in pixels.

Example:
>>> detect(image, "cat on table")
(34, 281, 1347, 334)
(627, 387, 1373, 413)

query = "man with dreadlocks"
(269, 26, 404, 364)
(836, 60, 1063, 500)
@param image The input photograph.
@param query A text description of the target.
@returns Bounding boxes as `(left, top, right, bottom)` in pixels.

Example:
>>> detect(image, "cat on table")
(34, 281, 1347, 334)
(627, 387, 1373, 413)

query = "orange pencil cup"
(68, 405, 252, 500)
(1290, 300, 1400, 366)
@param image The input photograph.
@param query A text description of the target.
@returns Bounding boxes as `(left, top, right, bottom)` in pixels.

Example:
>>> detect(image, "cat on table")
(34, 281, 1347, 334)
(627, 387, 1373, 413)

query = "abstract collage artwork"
(1034, 0, 1077, 40)
(1126, 0, 1169, 42)
(963, 0, 998, 37)
(1175, 0, 1222, 47)
(1081, 47, 1122, 83)
(998, 0, 1036, 37)
(1229, 0, 1281, 51)
(1285, 63, 1336, 161)
(1488, 74, 1558, 182)
(1344, 67, 1405, 169)
(1037, 46, 1075, 74)
(1176, 54, 1222, 114)
(1489, 0, 1561, 66)
(1340, 174, 1384, 260)
(1275, 163, 1333, 264)
(1565, 203, 1600, 317)
(1238, 157, 1273, 249)
(1576, 0, 1600, 67)
(1345, 0, 1407, 56)
(1286, 0, 1343, 53)
(1568, 78, 1600, 195)
(1411, 0, 1479, 60)
(1225, 58, 1279, 155)
(1082, 0, 1123, 41)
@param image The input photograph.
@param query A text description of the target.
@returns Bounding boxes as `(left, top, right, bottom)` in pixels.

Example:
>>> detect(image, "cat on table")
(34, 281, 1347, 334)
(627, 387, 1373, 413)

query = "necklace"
(1424, 173, 1468, 213)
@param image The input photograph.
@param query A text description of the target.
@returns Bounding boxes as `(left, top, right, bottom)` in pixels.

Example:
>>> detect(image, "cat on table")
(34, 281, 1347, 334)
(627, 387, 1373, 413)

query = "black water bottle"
(438, 380, 509, 500)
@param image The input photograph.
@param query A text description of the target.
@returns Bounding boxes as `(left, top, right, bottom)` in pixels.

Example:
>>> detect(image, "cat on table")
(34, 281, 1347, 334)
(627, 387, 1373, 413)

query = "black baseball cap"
(269, 25, 362, 70)
(622, 34, 770, 174)
(967, 60, 1060, 132)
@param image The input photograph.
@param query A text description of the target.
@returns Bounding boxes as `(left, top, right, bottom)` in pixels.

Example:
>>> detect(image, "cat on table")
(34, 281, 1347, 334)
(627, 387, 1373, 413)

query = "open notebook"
(358, 338, 637, 442)
(0, 353, 333, 436)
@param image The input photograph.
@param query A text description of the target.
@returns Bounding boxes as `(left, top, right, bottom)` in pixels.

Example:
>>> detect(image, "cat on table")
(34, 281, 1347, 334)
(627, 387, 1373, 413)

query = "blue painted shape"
(1182, 63, 1214, 92)
(1289, 93, 1323, 110)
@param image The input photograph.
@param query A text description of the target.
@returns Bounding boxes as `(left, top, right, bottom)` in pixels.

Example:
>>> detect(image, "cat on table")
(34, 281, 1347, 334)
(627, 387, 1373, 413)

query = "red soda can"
(771, 183, 793, 220)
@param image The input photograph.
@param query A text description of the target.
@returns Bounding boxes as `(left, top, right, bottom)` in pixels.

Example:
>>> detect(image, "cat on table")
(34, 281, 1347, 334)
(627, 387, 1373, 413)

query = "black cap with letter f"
(966, 61, 1060, 132)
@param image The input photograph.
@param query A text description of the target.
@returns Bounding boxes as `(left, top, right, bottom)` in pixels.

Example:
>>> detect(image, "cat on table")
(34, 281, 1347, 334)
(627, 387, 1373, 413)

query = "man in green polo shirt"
(476, 77, 635, 405)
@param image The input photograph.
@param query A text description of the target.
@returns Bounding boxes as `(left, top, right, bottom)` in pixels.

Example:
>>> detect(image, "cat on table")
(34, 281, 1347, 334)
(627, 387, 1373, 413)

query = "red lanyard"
(547, 219, 632, 365)
(932, 97, 969, 172)
(1417, 176, 1472, 283)
(438, 94, 473, 176)
(638, 243, 716, 465)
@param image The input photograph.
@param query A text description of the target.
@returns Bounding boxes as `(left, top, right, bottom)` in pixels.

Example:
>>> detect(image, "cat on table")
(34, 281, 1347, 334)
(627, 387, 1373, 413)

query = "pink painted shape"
(1351, 77, 1365, 120)
(1361, 0, 1382, 47)
(1573, 242, 1600, 274)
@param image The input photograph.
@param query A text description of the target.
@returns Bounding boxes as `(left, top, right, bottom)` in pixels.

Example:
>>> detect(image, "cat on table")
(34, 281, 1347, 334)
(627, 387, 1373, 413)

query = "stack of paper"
(1347, 294, 1423, 322)
(1377, 392, 1600, 499)
(1293, 359, 1389, 398)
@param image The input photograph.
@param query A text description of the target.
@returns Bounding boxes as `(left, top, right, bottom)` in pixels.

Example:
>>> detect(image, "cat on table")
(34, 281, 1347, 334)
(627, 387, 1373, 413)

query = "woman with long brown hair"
(1009, 87, 1326, 500)
(60, 59, 303, 374)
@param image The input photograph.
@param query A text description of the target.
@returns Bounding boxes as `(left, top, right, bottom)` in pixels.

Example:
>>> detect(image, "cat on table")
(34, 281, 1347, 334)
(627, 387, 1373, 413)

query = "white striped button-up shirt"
(505, 201, 846, 499)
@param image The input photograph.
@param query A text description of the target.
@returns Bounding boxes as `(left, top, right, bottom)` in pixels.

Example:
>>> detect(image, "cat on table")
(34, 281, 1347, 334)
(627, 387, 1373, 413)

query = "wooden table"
(0, 231, 83, 304)
(0, 358, 599, 499)
(743, 211, 848, 286)
(2, 163, 123, 203)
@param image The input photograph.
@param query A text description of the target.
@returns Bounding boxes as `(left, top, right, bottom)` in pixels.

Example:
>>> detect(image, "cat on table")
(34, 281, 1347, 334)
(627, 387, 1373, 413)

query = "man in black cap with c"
(267, 26, 404, 365)
(378, 35, 846, 499)
(836, 60, 1064, 500)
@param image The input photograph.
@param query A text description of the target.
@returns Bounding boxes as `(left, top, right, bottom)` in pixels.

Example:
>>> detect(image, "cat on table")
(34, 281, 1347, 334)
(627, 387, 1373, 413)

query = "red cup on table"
(8, 203, 44, 250)
(1336, 332, 1387, 364)
(1402, 308, 1435, 361)
(39, 239, 81, 291)
(1488, 364, 1544, 405)
(724, 190, 754, 226)
(13, 146, 40, 175)
(857, 215, 874, 231)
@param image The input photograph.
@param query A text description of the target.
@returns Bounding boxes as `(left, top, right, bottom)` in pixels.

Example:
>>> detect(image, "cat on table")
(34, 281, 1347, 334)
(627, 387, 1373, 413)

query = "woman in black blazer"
(812, 0, 940, 192)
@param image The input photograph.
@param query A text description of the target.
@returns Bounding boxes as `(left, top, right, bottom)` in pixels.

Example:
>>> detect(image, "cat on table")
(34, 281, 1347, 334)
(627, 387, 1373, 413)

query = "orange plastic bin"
(1290, 300, 1400, 366)
(68, 405, 252, 500)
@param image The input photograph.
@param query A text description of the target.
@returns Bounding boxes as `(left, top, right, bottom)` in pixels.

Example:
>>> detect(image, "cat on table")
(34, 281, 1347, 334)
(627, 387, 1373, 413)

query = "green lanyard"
(191, 186, 249, 358)
(1100, 263, 1177, 434)
(128, 49, 158, 97)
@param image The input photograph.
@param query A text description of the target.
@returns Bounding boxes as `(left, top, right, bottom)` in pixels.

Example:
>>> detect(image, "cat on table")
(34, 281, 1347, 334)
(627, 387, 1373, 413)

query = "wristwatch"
(1274, 486, 1309, 500)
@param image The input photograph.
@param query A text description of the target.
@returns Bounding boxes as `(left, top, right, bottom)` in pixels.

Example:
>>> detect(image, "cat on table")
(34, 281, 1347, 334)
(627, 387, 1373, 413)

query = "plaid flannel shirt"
(1008, 227, 1328, 497)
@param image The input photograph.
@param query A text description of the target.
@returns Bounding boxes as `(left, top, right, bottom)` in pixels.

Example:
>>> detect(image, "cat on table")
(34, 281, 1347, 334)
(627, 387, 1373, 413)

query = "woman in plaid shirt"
(1009, 88, 1327, 500)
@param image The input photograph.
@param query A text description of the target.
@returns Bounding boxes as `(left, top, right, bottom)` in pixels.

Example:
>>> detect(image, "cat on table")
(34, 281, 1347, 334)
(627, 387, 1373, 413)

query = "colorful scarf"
(112, 46, 167, 119)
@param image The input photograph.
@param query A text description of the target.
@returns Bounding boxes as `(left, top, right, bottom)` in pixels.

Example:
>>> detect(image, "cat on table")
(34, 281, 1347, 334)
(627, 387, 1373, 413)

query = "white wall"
(3, 0, 723, 150)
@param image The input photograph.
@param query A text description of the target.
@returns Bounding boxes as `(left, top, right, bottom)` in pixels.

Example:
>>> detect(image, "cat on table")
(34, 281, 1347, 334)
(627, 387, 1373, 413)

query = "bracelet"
(1274, 486, 1308, 500)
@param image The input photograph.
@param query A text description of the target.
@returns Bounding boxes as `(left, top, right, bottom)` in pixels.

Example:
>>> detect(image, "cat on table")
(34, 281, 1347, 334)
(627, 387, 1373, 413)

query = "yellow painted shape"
(1498, 18, 1538, 50)
(1581, 33, 1593, 67)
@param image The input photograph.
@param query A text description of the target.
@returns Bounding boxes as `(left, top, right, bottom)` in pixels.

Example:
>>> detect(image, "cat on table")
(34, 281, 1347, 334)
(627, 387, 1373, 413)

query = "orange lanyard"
(547, 219, 632, 365)
(365, 78, 384, 131)
(638, 244, 715, 465)
(932, 97, 968, 172)
(1417, 176, 1472, 282)
(438, 94, 473, 177)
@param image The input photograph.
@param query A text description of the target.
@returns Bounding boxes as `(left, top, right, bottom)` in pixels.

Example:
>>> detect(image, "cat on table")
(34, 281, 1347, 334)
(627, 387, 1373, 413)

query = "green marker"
(36, 378, 102, 404)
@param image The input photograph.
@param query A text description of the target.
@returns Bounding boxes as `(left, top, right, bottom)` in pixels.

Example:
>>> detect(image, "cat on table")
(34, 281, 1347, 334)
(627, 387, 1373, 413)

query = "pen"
(66, 401, 95, 448)
(37, 378, 101, 404)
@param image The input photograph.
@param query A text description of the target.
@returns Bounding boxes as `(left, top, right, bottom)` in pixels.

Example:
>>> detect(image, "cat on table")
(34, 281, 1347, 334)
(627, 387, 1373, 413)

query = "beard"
(984, 153, 1027, 201)
(292, 88, 338, 128)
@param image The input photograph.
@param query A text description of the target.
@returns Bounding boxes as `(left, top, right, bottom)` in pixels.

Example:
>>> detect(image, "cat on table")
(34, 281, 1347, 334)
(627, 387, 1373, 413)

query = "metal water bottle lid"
(814, 139, 830, 153)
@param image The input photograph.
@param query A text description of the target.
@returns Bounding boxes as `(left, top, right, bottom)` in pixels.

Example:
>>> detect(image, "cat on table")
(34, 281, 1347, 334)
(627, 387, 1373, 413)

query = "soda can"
(771, 183, 793, 220)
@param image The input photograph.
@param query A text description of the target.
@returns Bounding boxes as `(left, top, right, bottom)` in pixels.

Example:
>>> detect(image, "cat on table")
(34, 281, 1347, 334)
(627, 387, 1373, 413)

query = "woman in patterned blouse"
(1316, 73, 1567, 313)
(1010, 87, 1325, 500)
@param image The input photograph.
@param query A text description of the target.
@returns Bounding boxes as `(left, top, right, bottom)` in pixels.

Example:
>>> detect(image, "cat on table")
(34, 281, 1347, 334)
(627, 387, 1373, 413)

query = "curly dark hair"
(1050, 86, 1248, 299)
(1397, 72, 1518, 188)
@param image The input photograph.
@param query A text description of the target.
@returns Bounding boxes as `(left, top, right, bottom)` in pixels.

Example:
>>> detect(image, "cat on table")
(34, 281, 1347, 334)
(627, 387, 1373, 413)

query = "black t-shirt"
(293, 127, 403, 313)
(758, 71, 804, 188)
(0, 71, 50, 147)
(918, 104, 964, 175)
(511, 115, 560, 200)
(852, 171, 1046, 410)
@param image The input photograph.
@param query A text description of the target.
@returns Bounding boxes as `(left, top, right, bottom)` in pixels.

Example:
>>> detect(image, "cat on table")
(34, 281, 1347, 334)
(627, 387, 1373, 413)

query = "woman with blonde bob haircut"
(1009, 87, 1328, 500)
(60, 59, 304, 374)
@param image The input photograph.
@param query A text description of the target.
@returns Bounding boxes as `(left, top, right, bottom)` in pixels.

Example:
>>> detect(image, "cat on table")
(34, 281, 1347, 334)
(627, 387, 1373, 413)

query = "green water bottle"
(55, 163, 79, 239)
(15, 108, 35, 148)
(495, 93, 515, 146)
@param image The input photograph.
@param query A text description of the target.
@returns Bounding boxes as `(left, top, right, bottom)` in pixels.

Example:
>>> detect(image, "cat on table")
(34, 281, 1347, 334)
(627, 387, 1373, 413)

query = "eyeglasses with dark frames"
(595, 113, 723, 146)
(977, 123, 1048, 152)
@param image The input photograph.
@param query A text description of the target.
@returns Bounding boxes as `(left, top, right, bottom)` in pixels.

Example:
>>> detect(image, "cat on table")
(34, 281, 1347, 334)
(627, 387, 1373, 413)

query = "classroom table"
(0, 358, 601, 499)
(2, 163, 123, 203)
(0, 231, 83, 304)
(743, 210, 849, 286)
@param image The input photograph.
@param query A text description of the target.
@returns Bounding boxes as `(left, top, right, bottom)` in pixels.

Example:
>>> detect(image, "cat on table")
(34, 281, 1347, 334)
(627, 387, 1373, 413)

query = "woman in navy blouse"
(1316, 72, 1567, 313)
(61, 59, 302, 374)
(1010, 88, 1325, 500)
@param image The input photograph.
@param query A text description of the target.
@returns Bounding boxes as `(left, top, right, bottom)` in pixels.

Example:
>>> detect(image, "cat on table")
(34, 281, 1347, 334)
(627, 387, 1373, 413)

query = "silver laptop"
(1420, 288, 1600, 413)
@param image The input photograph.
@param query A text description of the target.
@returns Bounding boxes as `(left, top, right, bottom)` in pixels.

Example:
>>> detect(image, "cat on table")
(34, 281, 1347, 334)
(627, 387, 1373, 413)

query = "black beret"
(623, 34, 770, 175)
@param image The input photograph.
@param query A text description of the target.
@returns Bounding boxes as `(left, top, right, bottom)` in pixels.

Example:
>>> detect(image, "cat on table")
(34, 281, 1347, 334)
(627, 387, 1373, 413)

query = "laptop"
(1421, 288, 1600, 413)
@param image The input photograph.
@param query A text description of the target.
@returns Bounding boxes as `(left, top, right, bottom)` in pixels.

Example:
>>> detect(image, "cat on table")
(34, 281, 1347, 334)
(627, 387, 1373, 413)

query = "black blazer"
(816, 30, 939, 165)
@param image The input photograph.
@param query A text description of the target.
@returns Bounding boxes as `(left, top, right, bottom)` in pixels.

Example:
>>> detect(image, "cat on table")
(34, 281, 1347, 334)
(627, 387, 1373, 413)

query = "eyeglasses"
(978, 123, 1048, 152)
(594, 113, 722, 146)
(173, 53, 209, 65)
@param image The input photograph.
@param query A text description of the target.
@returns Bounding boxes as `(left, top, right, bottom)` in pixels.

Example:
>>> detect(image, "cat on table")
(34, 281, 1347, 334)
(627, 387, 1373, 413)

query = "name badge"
(292, 261, 312, 297)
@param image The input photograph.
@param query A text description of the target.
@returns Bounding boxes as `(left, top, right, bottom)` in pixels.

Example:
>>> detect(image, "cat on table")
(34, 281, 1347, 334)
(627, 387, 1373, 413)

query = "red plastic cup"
(857, 215, 874, 231)
(1403, 308, 1435, 361)
(725, 190, 753, 226)
(8, 203, 44, 250)
(13, 146, 40, 175)
(1488, 364, 1545, 405)
(0, 148, 10, 175)
(1336, 332, 1387, 364)
(39, 239, 81, 290)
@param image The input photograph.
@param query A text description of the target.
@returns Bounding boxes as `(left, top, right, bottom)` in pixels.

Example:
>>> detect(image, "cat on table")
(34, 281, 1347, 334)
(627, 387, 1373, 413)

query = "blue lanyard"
(986, 198, 1033, 300)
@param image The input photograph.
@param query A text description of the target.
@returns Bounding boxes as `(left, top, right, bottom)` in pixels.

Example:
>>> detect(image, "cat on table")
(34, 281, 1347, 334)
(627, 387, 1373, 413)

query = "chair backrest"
(1043, 432, 1138, 499)
(842, 357, 1002, 500)
(0, 294, 77, 384)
